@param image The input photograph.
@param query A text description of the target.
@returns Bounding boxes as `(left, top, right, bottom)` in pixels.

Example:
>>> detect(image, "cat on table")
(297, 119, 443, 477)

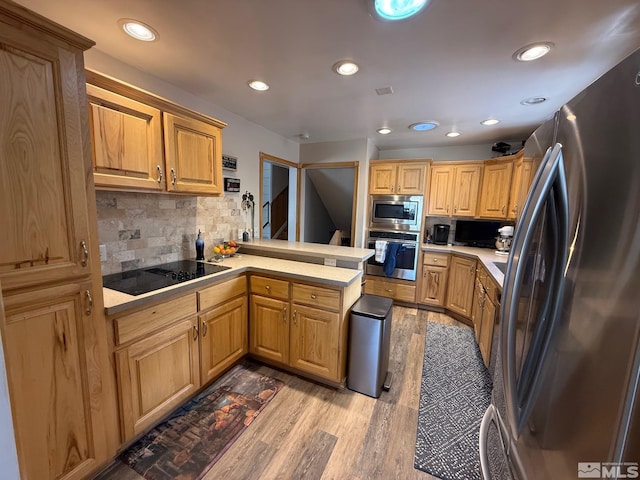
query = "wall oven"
(366, 230, 419, 281)
(369, 195, 423, 232)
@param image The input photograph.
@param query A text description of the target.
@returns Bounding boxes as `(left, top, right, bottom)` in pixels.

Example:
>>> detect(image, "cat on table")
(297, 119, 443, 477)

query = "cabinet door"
(163, 112, 223, 195)
(478, 161, 514, 218)
(0, 33, 92, 291)
(397, 164, 426, 194)
(479, 297, 496, 366)
(290, 304, 340, 380)
(115, 317, 200, 441)
(199, 296, 248, 384)
(419, 265, 448, 306)
(427, 165, 454, 216)
(369, 164, 396, 194)
(508, 158, 533, 220)
(1, 282, 106, 480)
(250, 295, 289, 364)
(452, 164, 482, 217)
(87, 85, 164, 191)
(446, 255, 477, 317)
(471, 278, 484, 340)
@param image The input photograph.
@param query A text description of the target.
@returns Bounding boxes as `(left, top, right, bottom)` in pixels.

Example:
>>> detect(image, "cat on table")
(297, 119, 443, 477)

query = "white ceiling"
(15, 0, 640, 151)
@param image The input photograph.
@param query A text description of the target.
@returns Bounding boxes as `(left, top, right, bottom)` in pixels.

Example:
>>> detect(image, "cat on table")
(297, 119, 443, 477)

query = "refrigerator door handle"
(502, 143, 569, 438)
(479, 405, 497, 480)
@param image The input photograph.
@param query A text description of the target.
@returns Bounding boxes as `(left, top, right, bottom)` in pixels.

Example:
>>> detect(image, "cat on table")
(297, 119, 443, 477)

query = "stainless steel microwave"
(369, 194, 423, 232)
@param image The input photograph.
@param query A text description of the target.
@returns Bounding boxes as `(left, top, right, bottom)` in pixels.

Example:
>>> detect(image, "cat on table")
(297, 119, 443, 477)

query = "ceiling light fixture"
(372, 0, 429, 21)
(513, 42, 554, 62)
(333, 60, 359, 76)
(248, 80, 270, 91)
(377, 127, 392, 135)
(119, 19, 158, 42)
(446, 131, 461, 138)
(409, 121, 439, 131)
(520, 97, 548, 105)
(480, 118, 500, 126)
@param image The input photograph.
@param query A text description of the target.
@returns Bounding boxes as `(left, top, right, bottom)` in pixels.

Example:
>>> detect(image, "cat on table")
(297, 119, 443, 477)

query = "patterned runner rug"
(414, 322, 492, 480)
(121, 362, 284, 480)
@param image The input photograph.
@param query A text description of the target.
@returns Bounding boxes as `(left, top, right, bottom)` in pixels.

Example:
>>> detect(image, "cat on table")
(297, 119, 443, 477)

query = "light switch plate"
(99, 244, 107, 262)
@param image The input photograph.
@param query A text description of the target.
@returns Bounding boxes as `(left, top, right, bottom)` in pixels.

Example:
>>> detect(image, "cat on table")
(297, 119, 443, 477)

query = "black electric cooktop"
(102, 260, 230, 296)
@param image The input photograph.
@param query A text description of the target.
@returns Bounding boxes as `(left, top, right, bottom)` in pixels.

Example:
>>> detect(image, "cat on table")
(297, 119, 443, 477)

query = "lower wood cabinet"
(472, 265, 499, 367)
(478, 295, 497, 366)
(363, 275, 416, 303)
(419, 253, 449, 306)
(1, 282, 111, 480)
(115, 317, 200, 441)
(250, 294, 289, 364)
(446, 255, 477, 317)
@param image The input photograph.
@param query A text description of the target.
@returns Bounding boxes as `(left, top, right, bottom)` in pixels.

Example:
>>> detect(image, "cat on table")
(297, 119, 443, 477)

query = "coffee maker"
(433, 224, 450, 245)
(495, 225, 513, 255)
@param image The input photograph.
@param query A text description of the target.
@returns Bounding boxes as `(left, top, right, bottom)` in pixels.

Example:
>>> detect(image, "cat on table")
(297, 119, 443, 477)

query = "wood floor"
(94, 307, 465, 480)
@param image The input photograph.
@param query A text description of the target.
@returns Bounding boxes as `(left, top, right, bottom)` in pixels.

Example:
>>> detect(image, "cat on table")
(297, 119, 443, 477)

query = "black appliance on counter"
(454, 220, 502, 248)
(432, 224, 450, 245)
(102, 260, 230, 296)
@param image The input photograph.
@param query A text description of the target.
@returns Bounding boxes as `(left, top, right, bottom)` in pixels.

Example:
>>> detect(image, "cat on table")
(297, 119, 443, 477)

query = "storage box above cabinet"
(86, 71, 226, 196)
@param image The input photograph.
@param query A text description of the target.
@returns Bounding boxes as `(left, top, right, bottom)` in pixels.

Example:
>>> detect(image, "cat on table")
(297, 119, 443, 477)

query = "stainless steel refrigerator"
(479, 47, 640, 479)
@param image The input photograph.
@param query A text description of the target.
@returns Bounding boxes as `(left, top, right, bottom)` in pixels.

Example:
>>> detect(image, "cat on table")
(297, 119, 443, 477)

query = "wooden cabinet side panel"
(1, 284, 98, 480)
(199, 296, 248, 384)
(115, 318, 200, 441)
(290, 304, 340, 380)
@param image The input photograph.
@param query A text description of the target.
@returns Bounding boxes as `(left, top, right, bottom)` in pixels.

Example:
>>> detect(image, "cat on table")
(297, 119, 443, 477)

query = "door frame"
(259, 152, 300, 241)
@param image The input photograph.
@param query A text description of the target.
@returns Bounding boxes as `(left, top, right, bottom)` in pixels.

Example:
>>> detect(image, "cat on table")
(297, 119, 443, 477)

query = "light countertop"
(103, 253, 363, 316)
(238, 238, 374, 267)
(421, 244, 509, 287)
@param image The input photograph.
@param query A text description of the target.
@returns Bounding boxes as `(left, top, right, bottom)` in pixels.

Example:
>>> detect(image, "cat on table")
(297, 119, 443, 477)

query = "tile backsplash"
(96, 191, 246, 275)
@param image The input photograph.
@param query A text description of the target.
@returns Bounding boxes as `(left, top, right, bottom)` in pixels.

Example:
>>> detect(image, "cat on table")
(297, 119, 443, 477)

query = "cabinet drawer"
(114, 293, 197, 345)
(423, 252, 449, 267)
(198, 275, 246, 311)
(292, 283, 341, 311)
(364, 277, 416, 303)
(250, 275, 290, 300)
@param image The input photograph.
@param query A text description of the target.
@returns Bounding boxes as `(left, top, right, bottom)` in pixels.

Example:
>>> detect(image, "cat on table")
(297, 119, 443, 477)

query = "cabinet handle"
(454, 206, 457, 213)
(502, 205, 506, 214)
(385, 288, 393, 293)
(446, 204, 450, 214)
(80, 240, 89, 267)
(171, 168, 177, 186)
(433, 258, 439, 262)
(283, 306, 287, 322)
(293, 310, 297, 325)
(265, 285, 271, 292)
(390, 185, 394, 192)
(310, 294, 317, 299)
(193, 325, 199, 341)
(156, 165, 163, 183)
(397, 184, 401, 192)
(201, 320, 208, 337)
(84, 290, 93, 316)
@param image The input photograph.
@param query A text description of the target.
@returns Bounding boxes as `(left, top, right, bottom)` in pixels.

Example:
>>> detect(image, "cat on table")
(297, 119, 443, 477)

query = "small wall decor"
(224, 177, 240, 192)
(222, 154, 237, 170)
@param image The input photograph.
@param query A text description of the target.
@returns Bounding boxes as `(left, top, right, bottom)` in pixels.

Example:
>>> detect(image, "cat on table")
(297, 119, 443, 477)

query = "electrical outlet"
(99, 244, 107, 262)
(324, 258, 337, 267)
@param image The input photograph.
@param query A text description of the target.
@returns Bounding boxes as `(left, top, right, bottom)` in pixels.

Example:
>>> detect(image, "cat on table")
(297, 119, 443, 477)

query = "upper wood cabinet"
(508, 154, 534, 220)
(427, 163, 482, 217)
(477, 159, 514, 218)
(369, 161, 427, 195)
(87, 84, 164, 191)
(86, 71, 226, 195)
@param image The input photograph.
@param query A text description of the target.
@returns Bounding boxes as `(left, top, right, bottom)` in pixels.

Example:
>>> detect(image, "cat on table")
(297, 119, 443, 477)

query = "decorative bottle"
(195, 230, 205, 260)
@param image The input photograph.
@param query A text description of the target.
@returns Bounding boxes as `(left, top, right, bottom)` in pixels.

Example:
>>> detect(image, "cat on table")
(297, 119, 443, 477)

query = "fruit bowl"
(212, 241, 239, 259)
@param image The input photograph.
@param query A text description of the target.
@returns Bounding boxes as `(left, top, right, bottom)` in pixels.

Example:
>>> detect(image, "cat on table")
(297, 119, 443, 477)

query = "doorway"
(301, 162, 359, 246)
(259, 152, 298, 240)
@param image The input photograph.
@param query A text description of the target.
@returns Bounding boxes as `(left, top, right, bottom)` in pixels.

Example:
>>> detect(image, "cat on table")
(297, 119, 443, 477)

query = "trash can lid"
(350, 294, 393, 320)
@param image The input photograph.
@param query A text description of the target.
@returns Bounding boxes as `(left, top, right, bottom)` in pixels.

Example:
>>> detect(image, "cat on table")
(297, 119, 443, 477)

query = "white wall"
(84, 50, 300, 212)
(378, 143, 494, 161)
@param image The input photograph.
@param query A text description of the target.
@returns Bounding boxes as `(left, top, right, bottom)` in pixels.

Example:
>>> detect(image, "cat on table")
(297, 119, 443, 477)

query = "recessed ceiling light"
(248, 80, 270, 91)
(377, 127, 392, 135)
(372, 0, 429, 21)
(513, 42, 554, 62)
(520, 97, 548, 106)
(118, 19, 158, 42)
(333, 60, 359, 76)
(481, 118, 500, 126)
(409, 121, 439, 131)
(446, 131, 461, 138)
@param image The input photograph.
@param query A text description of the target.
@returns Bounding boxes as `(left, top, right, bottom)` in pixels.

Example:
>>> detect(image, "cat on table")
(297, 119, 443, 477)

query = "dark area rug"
(120, 363, 284, 480)
(414, 322, 492, 480)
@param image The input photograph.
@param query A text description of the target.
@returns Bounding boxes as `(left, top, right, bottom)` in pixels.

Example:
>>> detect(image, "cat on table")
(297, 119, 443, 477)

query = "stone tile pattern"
(96, 191, 246, 275)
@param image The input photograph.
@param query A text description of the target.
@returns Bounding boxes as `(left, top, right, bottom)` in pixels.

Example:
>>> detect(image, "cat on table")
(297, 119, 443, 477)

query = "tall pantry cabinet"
(0, 2, 118, 479)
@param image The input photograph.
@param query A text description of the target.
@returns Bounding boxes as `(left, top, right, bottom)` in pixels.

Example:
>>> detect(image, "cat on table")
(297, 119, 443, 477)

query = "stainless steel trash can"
(347, 294, 393, 398)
